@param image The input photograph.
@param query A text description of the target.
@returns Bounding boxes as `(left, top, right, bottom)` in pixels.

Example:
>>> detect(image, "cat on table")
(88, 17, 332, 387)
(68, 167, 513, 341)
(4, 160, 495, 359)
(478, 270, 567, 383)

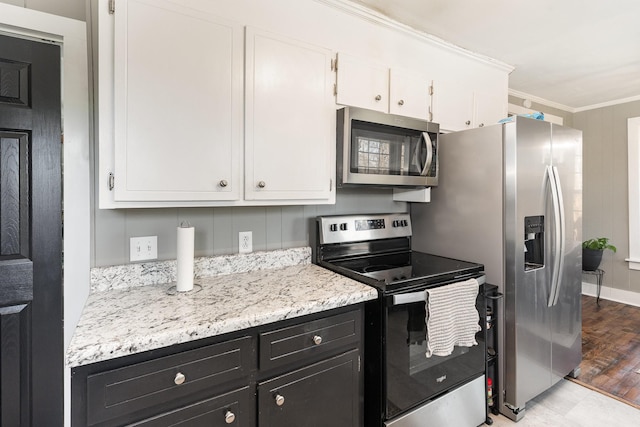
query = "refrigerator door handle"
(420, 132, 434, 176)
(546, 165, 565, 307)
(551, 166, 566, 306)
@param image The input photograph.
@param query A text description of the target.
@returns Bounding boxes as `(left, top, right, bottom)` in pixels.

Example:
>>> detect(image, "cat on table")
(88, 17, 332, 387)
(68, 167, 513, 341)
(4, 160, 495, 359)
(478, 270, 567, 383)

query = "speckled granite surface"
(67, 248, 377, 368)
(90, 247, 312, 292)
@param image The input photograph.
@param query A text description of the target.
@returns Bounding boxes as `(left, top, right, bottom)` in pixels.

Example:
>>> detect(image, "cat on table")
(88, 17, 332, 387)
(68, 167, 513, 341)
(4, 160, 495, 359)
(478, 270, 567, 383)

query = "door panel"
(0, 34, 62, 425)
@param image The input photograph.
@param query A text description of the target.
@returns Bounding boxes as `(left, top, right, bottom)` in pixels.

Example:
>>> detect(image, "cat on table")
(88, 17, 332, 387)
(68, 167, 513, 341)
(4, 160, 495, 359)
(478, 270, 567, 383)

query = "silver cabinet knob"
(312, 335, 322, 345)
(225, 410, 235, 424)
(465, 120, 471, 125)
(479, 123, 484, 127)
(219, 180, 228, 187)
(275, 394, 285, 406)
(375, 94, 382, 101)
(174, 372, 186, 385)
(257, 181, 266, 188)
(398, 99, 404, 106)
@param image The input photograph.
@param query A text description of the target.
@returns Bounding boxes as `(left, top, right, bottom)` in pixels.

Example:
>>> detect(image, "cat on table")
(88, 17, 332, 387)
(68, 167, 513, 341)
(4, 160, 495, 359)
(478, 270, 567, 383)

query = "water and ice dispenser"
(524, 216, 544, 270)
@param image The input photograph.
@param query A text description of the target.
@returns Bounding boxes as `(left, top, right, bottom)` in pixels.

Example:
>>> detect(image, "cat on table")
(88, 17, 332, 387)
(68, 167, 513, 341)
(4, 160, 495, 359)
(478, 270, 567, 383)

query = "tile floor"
(487, 379, 640, 426)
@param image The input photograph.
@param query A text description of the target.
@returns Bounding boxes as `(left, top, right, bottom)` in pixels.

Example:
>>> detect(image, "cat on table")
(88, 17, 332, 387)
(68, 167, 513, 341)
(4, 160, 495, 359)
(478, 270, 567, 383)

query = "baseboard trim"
(582, 282, 640, 308)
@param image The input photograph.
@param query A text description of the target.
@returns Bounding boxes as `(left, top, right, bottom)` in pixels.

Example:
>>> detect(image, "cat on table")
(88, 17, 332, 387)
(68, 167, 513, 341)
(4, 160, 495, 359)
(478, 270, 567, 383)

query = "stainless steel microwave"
(336, 107, 439, 188)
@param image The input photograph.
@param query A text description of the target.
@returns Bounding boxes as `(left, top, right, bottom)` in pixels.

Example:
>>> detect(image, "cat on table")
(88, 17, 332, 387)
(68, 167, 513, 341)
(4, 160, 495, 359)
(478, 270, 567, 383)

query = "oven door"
(384, 286, 485, 420)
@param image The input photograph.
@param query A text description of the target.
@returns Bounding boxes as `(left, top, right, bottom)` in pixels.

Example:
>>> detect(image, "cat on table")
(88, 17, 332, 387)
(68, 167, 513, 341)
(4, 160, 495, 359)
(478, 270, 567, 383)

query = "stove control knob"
(339, 223, 348, 231)
(402, 220, 409, 227)
(392, 220, 400, 227)
(329, 224, 338, 232)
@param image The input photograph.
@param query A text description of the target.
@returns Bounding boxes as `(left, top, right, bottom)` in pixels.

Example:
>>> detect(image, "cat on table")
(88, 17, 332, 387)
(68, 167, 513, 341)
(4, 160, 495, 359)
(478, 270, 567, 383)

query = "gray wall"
(93, 189, 408, 266)
(0, 0, 86, 21)
(574, 100, 640, 295)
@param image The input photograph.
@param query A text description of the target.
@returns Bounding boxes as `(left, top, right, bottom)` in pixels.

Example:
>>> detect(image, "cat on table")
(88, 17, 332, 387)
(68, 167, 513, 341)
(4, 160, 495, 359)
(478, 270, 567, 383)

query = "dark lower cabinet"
(257, 350, 360, 427)
(129, 386, 253, 427)
(72, 306, 363, 427)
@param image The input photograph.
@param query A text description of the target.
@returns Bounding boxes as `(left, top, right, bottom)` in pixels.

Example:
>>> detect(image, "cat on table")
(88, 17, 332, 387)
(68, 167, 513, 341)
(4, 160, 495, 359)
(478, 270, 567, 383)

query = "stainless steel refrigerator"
(411, 116, 582, 421)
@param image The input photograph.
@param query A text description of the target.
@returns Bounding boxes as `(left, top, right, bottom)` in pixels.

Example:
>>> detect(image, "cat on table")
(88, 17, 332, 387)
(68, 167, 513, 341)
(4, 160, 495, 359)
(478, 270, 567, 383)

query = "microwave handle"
(420, 132, 433, 177)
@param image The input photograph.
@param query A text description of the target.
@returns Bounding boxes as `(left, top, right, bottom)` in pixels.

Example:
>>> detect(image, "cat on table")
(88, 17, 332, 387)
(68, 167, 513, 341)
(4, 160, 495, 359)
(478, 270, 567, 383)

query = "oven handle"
(391, 275, 485, 305)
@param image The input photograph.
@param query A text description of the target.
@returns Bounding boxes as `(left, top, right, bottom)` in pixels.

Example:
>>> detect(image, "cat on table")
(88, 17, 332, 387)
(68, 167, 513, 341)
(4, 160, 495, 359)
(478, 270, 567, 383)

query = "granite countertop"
(66, 248, 377, 368)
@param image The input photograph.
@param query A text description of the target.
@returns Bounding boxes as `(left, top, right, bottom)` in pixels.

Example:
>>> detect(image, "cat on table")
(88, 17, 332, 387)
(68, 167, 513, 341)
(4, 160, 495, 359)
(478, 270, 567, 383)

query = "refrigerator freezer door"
(505, 118, 554, 409)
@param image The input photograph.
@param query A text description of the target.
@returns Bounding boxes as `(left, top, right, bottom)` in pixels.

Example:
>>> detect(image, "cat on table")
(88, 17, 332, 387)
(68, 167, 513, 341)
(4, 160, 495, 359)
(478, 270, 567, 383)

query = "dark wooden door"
(0, 34, 62, 426)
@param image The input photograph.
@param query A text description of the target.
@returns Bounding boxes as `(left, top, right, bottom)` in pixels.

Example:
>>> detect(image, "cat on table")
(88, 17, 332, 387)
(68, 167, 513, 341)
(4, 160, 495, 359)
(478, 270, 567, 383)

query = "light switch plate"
(130, 236, 158, 262)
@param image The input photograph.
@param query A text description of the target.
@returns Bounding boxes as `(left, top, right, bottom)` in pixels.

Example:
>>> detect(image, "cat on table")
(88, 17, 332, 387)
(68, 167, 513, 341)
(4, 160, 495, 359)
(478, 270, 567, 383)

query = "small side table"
(582, 269, 605, 306)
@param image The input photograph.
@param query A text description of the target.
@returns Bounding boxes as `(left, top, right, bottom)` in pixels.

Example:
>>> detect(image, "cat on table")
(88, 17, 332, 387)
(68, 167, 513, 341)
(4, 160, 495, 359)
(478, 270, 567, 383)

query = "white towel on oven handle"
(425, 278, 481, 358)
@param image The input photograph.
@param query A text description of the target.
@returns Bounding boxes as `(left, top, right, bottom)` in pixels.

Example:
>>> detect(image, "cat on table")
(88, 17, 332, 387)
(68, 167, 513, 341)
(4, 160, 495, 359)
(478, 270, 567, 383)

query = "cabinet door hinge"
(429, 83, 434, 96)
(108, 172, 115, 191)
(333, 83, 337, 97)
(331, 57, 337, 72)
(428, 106, 433, 122)
(329, 179, 333, 191)
(108, 0, 115, 14)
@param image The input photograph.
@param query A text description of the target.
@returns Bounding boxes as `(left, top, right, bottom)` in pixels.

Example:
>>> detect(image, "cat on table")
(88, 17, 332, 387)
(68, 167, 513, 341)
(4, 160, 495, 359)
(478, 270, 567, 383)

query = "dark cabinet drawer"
(259, 310, 360, 371)
(86, 336, 252, 426)
(129, 386, 253, 427)
(257, 349, 360, 427)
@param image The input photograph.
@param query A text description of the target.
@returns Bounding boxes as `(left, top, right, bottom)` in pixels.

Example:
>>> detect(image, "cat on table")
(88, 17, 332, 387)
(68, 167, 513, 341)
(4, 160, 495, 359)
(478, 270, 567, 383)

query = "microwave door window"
(351, 129, 424, 176)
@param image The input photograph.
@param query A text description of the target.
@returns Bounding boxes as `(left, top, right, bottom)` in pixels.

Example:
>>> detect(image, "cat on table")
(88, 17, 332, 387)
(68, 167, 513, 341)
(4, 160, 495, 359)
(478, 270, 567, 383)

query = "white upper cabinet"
(431, 78, 474, 132)
(335, 53, 431, 121)
(113, 0, 243, 202)
(388, 68, 431, 120)
(244, 27, 335, 202)
(431, 71, 508, 132)
(335, 53, 389, 113)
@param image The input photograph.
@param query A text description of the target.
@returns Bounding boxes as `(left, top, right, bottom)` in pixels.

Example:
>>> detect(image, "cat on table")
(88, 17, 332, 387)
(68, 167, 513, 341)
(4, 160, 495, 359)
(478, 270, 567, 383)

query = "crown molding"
(314, 0, 514, 73)
(510, 88, 640, 114)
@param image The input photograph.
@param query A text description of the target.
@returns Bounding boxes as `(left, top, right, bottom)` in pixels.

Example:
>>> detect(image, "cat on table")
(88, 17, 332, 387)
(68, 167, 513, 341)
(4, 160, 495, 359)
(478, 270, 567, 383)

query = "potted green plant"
(582, 238, 617, 271)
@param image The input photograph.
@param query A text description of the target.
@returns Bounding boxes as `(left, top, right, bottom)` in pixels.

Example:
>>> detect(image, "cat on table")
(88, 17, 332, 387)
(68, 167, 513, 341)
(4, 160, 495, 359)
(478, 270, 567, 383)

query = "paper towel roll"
(176, 225, 195, 292)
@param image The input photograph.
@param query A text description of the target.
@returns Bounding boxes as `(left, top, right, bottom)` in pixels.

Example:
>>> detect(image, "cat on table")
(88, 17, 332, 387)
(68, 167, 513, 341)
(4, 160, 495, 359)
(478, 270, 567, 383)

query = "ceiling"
(350, 0, 640, 111)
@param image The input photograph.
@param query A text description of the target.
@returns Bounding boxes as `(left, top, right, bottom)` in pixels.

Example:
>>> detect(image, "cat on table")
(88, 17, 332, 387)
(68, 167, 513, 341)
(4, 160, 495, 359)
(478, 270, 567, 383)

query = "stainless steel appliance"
(411, 116, 582, 421)
(315, 213, 487, 427)
(336, 107, 439, 188)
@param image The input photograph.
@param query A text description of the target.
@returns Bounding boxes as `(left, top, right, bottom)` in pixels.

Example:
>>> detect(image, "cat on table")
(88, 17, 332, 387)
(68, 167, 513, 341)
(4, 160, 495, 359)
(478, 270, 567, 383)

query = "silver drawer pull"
(225, 410, 236, 424)
(398, 99, 404, 106)
(275, 394, 285, 406)
(219, 179, 228, 187)
(174, 372, 186, 385)
(312, 335, 322, 345)
(258, 181, 266, 188)
(375, 94, 382, 101)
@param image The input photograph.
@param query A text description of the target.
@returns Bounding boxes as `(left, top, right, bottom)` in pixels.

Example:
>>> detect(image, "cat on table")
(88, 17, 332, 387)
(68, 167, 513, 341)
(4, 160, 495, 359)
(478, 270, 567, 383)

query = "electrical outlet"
(239, 231, 252, 254)
(130, 236, 158, 262)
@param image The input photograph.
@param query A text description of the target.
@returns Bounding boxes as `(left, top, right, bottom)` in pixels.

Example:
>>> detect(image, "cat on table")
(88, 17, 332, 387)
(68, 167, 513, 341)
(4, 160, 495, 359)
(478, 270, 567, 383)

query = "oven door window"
(385, 297, 485, 419)
(351, 121, 434, 177)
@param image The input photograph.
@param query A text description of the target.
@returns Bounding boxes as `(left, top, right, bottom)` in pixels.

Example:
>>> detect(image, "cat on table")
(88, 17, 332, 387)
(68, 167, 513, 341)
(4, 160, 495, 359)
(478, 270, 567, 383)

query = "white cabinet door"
(113, 0, 243, 201)
(431, 77, 474, 132)
(335, 53, 389, 113)
(244, 27, 335, 202)
(473, 89, 507, 129)
(389, 68, 430, 120)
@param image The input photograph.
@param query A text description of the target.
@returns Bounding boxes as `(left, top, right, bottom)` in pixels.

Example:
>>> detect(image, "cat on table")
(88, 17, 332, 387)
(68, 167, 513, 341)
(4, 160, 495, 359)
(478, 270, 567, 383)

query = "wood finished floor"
(572, 295, 640, 408)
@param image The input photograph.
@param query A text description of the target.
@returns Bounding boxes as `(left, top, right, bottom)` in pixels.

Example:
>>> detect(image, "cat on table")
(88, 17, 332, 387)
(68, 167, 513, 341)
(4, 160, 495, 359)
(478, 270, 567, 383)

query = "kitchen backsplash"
(92, 187, 407, 267)
(90, 247, 311, 293)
